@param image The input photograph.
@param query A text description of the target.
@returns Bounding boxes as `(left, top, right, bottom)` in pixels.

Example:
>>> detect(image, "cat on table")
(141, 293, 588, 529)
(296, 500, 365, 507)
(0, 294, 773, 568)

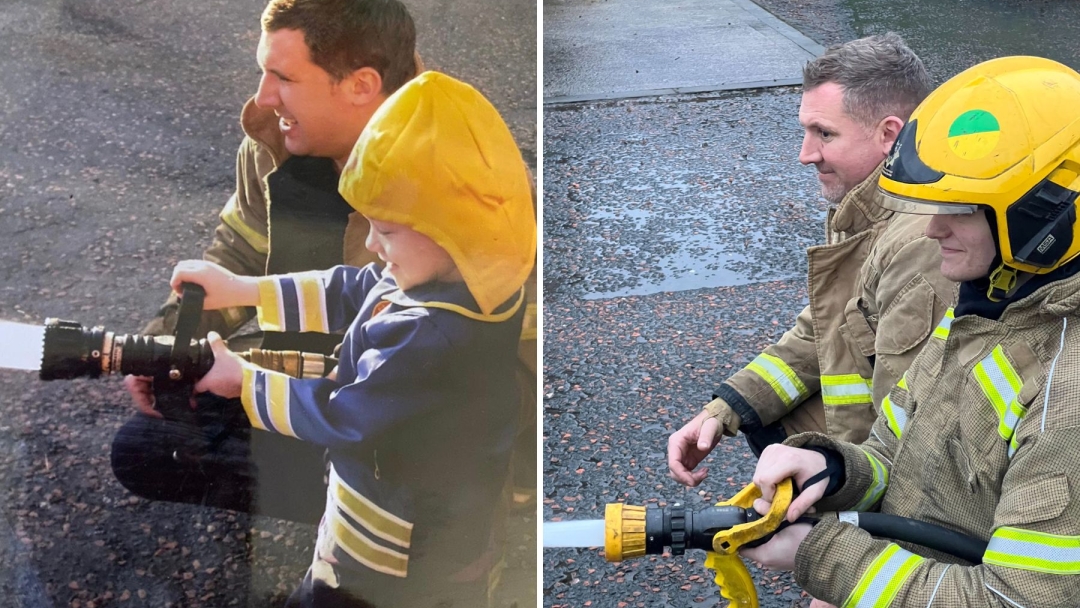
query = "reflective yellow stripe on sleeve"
(256, 278, 284, 331)
(931, 308, 954, 340)
(219, 197, 269, 254)
(881, 373, 909, 439)
(746, 353, 809, 407)
(972, 345, 1027, 453)
(821, 374, 873, 406)
(294, 273, 329, 334)
(842, 544, 924, 608)
(853, 450, 889, 511)
(984, 527, 1080, 574)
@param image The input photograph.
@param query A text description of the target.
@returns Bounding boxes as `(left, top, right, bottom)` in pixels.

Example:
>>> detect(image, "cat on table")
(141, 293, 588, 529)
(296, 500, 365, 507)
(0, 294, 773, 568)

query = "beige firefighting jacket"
(707, 164, 955, 443)
(143, 91, 538, 373)
(787, 271, 1080, 607)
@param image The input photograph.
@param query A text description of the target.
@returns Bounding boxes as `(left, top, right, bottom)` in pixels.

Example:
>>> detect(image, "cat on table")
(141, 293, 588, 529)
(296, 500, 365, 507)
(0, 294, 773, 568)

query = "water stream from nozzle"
(0, 322, 44, 372)
(543, 519, 606, 548)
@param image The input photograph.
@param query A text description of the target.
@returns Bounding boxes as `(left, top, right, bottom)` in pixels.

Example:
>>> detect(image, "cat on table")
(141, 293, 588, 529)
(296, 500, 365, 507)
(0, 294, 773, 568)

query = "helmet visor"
(877, 188, 978, 215)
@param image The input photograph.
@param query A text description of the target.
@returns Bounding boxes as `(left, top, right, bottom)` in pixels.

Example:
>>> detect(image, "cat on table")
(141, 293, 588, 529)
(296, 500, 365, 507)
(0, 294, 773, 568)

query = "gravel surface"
(543, 88, 825, 608)
(0, 0, 535, 606)
(542, 4, 1080, 606)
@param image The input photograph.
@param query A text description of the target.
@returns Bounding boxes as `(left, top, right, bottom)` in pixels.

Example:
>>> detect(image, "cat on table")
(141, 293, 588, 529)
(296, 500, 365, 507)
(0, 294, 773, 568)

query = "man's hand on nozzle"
(193, 332, 244, 399)
(668, 399, 740, 487)
(170, 260, 259, 311)
(124, 375, 162, 418)
(753, 445, 828, 523)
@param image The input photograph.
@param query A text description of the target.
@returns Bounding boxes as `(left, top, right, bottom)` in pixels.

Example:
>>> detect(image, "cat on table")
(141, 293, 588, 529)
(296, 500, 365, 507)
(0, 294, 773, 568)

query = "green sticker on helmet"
(948, 110, 1000, 160)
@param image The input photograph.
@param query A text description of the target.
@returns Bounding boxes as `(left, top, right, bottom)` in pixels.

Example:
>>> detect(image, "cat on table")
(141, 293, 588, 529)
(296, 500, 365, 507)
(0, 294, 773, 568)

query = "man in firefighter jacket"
(669, 33, 956, 486)
(744, 56, 1080, 608)
(112, 0, 537, 520)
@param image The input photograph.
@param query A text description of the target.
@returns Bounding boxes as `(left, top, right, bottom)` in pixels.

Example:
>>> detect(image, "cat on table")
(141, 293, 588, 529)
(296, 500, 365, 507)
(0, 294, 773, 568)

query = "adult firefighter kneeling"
(740, 56, 1080, 608)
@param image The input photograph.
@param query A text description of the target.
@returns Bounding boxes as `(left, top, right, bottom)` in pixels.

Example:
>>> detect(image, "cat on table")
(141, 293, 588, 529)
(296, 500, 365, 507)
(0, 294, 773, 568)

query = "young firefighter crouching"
(742, 57, 1080, 608)
(169, 71, 535, 608)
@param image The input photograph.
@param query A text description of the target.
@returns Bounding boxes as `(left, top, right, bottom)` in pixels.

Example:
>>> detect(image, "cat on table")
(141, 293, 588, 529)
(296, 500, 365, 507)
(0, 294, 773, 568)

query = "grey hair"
(803, 32, 932, 128)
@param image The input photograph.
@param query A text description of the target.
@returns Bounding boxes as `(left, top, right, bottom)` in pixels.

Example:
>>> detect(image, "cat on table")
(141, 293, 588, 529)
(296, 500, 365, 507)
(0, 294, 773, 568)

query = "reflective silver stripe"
(843, 544, 923, 608)
(972, 346, 1023, 443)
(882, 393, 908, 439)
(839, 511, 860, 527)
(746, 353, 807, 406)
(853, 450, 888, 511)
(932, 308, 954, 340)
(822, 374, 873, 406)
(984, 527, 1080, 574)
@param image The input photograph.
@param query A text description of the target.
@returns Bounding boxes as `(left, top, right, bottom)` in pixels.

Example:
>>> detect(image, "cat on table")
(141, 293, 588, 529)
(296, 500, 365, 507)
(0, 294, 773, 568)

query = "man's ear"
(879, 115, 905, 156)
(344, 66, 384, 106)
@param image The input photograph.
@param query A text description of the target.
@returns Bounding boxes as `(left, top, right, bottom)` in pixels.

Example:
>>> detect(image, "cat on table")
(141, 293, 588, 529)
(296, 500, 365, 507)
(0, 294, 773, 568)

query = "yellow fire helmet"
(339, 71, 535, 315)
(879, 56, 1080, 300)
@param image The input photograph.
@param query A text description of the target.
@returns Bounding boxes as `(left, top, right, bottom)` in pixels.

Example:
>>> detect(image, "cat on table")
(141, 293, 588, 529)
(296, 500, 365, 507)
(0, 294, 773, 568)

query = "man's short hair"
(262, 0, 416, 93)
(803, 32, 932, 128)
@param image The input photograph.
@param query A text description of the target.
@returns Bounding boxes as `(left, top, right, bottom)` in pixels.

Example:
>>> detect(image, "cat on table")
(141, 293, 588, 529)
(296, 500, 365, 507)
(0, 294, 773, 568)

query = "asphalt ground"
(0, 0, 535, 606)
(542, 1, 1080, 606)
(543, 88, 820, 608)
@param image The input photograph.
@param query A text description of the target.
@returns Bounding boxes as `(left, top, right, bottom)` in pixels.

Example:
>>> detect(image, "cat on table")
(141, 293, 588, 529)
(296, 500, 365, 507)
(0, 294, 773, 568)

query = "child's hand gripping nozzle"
(602, 479, 794, 608)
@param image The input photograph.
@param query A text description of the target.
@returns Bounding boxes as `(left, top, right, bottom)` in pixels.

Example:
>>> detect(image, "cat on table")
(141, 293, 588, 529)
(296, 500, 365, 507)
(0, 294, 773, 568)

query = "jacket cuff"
(239, 362, 300, 438)
(714, 383, 762, 434)
(783, 433, 880, 512)
(794, 516, 874, 604)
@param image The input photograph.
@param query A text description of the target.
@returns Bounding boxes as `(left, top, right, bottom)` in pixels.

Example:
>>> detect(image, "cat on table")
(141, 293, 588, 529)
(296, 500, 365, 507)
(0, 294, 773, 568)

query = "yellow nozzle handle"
(703, 479, 794, 608)
(705, 551, 758, 608)
(711, 479, 793, 554)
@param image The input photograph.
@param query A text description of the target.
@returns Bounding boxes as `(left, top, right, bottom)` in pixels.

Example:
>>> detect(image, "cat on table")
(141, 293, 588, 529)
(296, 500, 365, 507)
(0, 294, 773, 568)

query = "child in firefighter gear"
(669, 33, 955, 485)
(114, 0, 538, 522)
(742, 56, 1080, 608)
(168, 72, 535, 607)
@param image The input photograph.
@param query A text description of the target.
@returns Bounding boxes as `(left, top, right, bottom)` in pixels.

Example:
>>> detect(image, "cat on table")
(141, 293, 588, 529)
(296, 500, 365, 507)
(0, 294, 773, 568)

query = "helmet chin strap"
(987, 264, 1034, 302)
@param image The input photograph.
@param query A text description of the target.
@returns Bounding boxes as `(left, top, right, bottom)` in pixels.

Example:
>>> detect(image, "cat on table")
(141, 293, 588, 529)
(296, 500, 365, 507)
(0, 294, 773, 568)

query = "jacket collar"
(240, 97, 290, 167)
(831, 162, 892, 235)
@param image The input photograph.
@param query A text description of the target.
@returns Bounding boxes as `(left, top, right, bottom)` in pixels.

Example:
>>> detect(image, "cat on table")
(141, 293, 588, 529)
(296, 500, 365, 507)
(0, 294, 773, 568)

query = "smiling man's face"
(254, 28, 367, 169)
(798, 82, 892, 204)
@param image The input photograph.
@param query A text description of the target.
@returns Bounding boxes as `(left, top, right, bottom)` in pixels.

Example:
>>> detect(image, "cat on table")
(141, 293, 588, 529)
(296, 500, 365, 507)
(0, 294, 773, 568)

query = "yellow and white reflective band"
(1001, 399, 1028, 456)
(821, 374, 873, 406)
(932, 308, 954, 340)
(972, 346, 1023, 443)
(842, 544, 924, 608)
(746, 353, 808, 407)
(256, 278, 285, 331)
(984, 527, 1080, 574)
(294, 273, 329, 334)
(329, 511, 410, 577)
(882, 374, 910, 439)
(1008, 434, 1021, 458)
(881, 393, 907, 439)
(330, 468, 413, 549)
(219, 197, 269, 254)
(853, 450, 889, 511)
(240, 366, 298, 438)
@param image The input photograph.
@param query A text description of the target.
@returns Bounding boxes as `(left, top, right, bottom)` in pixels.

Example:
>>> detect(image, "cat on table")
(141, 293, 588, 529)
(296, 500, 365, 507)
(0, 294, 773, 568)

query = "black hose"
(851, 512, 988, 564)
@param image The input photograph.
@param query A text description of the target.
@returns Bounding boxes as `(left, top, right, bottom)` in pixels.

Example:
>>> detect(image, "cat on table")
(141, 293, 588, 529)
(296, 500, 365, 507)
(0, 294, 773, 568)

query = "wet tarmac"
(542, 1, 1080, 606)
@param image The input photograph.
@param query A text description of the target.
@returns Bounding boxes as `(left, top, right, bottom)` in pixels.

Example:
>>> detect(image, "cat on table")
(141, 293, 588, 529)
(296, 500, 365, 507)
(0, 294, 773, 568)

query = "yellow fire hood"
(339, 71, 536, 315)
